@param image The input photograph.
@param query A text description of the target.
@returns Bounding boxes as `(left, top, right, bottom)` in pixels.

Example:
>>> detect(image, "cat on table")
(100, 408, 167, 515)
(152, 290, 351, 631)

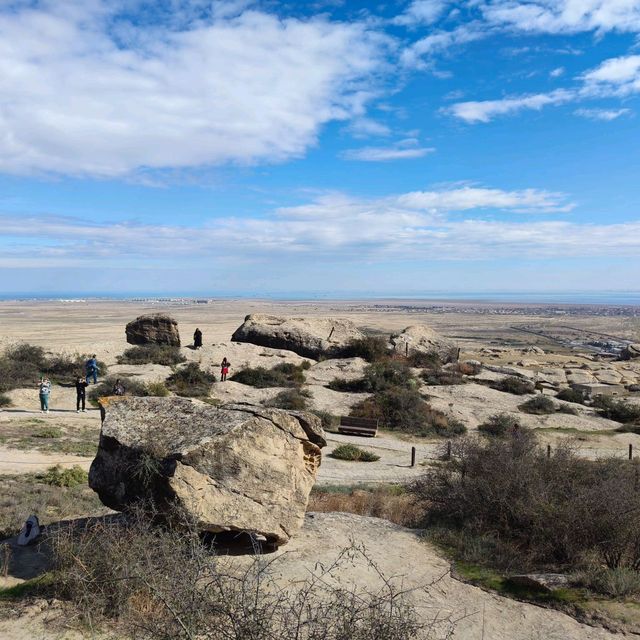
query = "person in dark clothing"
(220, 357, 230, 381)
(85, 355, 99, 384)
(113, 379, 125, 396)
(194, 328, 203, 349)
(75, 376, 88, 412)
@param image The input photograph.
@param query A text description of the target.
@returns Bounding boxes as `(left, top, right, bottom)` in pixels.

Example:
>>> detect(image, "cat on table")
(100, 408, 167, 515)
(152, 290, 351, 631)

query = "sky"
(0, 0, 639, 297)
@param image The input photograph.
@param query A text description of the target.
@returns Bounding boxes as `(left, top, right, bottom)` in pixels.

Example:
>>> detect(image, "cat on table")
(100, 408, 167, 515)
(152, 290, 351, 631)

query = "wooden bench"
(338, 416, 378, 437)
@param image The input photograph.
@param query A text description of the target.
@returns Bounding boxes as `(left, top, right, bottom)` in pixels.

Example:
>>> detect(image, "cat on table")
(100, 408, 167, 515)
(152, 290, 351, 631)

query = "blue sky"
(0, 0, 639, 296)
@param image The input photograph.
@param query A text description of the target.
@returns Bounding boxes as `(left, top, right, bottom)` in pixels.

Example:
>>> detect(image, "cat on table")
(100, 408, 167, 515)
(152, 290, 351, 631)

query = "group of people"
(36, 340, 231, 413)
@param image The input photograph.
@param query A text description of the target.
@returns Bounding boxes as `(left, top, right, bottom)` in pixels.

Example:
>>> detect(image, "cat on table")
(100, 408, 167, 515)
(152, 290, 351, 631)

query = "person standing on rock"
(85, 355, 99, 385)
(220, 357, 230, 381)
(194, 328, 203, 349)
(75, 376, 88, 412)
(38, 377, 51, 413)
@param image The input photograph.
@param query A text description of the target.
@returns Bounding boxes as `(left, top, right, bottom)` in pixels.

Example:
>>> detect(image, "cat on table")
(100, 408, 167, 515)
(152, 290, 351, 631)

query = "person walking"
(85, 355, 99, 384)
(75, 376, 88, 412)
(113, 379, 125, 396)
(220, 357, 230, 382)
(193, 328, 203, 349)
(38, 377, 51, 413)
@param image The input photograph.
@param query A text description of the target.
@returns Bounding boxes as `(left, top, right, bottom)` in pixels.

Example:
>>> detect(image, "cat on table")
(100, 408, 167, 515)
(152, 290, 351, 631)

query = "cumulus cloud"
(393, 0, 449, 26)
(0, 1, 387, 177)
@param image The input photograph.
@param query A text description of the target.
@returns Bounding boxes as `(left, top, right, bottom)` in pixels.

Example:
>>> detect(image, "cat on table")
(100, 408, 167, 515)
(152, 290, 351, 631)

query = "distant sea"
(1, 291, 640, 305)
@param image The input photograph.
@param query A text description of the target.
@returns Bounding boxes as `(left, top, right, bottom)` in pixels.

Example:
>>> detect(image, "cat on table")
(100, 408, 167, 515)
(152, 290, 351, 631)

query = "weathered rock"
(507, 573, 570, 593)
(231, 314, 364, 359)
(89, 397, 326, 545)
(621, 344, 640, 360)
(125, 313, 181, 347)
(390, 325, 458, 363)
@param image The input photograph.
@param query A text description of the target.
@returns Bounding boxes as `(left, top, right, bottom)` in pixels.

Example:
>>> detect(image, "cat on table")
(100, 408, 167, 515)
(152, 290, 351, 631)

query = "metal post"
(411, 446, 416, 467)
(630, 443, 633, 460)
(547, 444, 551, 458)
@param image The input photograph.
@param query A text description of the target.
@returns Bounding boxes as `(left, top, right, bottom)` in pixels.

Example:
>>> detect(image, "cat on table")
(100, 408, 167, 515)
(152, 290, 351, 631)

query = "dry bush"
(166, 363, 216, 397)
(478, 413, 521, 438)
(593, 396, 640, 425)
(231, 362, 307, 388)
(490, 376, 535, 395)
(518, 395, 556, 415)
(309, 486, 423, 528)
(330, 444, 380, 462)
(413, 431, 640, 572)
(117, 345, 186, 366)
(338, 336, 390, 363)
(263, 388, 311, 410)
(48, 506, 452, 639)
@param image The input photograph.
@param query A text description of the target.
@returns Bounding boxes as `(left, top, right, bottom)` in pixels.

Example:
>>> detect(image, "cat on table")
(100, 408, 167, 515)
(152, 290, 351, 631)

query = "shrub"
(330, 444, 380, 462)
(478, 413, 521, 437)
(40, 465, 88, 488)
(145, 381, 170, 397)
(34, 426, 63, 439)
(166, 363, 215, 398)
(407, 351, 443, 368)
(47, 508, 433, 639)
(329, 360, 416, 394)
(89, 376, 169, 405)
(311, 410, 339, 430)
(556, 387, 587, 404)
(0, 393, 11, 407)
(421, 368, 464, 386)
(593, 396, 640, 425)
(351, 386, 464, 437)
(5, 343, 46, 368)
(338, 336, 390, 362)
(231, 362, 306, 388)
(117, 345, 186, 366)
(491, 376, 535, 395)
(263, 389, 311, 410)
(518, 395, 556, 415)
(413, 431, 640, 571)
(575, 566, 640, 598)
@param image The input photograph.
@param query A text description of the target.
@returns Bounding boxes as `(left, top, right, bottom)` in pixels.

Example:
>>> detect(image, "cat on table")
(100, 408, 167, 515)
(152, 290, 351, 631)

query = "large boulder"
(390, 325, 458, 363)
(125, 313, 181, 347)
(231, 314, 365, 359)
(621, 344, 640, 360)
(89, 397, 326, 545)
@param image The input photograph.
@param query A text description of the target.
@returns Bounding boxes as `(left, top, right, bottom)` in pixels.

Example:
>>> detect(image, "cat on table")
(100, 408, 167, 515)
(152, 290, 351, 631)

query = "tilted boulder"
(125, 313, 181, 347)
(390, 325, 458, 363)
(621, 344, 640, 360)
(231, 314, 365, 359)
(89, 397, 325, 545)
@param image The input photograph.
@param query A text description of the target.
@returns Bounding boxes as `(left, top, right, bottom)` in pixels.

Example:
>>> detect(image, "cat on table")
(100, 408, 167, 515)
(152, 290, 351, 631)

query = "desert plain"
(1, 297, 640, 639)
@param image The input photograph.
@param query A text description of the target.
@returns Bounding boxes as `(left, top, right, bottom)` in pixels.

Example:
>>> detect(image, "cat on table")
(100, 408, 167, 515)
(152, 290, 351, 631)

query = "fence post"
(411, 446, 416, 467)
(547, 444, 551, 458)
(405, 343, 409, 357)
(630, 443, 633, 461)
(446, 440, 452, 460)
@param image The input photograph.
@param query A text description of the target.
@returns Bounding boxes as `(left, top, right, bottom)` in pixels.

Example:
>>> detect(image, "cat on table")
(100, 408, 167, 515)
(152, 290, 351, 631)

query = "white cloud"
(393, 1, 449, 26)
(447, 89, 574, 123)
(550, 66, 565, 77)
(400, 24, 486, 67)
(0, 2, 388, 177)
(342, 140, 435, 161)
(575, 107, 632, 120)
(582, 54, 640, 95)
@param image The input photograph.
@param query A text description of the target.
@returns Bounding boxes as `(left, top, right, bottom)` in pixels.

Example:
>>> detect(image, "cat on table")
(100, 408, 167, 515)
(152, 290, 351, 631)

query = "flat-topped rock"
(390, 324, 457, 363)
(89, 397, 326, 545)
(231, 314, 364, 359)
(125, 313, 181, 347)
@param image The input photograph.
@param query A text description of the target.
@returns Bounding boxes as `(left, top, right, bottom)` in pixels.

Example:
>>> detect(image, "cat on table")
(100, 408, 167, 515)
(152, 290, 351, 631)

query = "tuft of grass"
(0, 393, 11, 407)
(33, 426, 63, 439)
(518, 395, 556, 415)
(263, 389, 311, 410)
(491, 376, 535, 396)
(330, 444, 380, 462)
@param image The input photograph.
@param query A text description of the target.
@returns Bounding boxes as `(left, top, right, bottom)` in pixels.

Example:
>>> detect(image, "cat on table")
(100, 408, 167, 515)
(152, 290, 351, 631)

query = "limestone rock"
(231, 314, 364, 359)
(125, 313, 181, 347)
(390, 325, 457, 363)
(507, 573, 570, 593)
(621, 344, 640, 360)
(89, 397, 326, 545)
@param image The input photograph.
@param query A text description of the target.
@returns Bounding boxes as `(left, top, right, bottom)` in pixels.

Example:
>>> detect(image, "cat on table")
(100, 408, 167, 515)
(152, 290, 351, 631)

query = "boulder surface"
(390, 324, 458, 363)
(89, 397, 326, 545)
(125, 313, 181, 347)
(231, 314, 364, 359)
(621, 344, 640, 360)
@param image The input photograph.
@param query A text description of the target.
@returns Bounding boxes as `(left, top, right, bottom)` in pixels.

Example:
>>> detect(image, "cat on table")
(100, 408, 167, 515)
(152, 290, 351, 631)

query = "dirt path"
(0, 446, 93, 475)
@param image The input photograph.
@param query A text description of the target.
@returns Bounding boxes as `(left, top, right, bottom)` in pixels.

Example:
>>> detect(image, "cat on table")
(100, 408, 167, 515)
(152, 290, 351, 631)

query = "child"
(38, 377, 51, 413)
(220, 357, 230, 382)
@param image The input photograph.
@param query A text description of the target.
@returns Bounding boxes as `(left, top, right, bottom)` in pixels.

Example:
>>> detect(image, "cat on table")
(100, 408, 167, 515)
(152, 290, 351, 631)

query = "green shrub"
(231, 362, 306, 388)
(556, 387, 587, 404)
(5, 343, 46, 368)
(117, 345, 186, 366)
(338, 336, 390, 362)
(263, 389, 311, 410)
(0, 393, 11, 407)
(40, 465, 88, 488)
(330, 444, 380, 462)
(145, 381, 170, 397)
(34, 427, 63, 439)
(519, 395, 556, 415)
(166, 363, 215, 398)
(478, 413, 521, 437)
(421, 368, 465, 386)
(351, 386, 464, 437)
(593, 396, 640, 424)
(491, 376, 535, 395)
(329, 360, 415, 393)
